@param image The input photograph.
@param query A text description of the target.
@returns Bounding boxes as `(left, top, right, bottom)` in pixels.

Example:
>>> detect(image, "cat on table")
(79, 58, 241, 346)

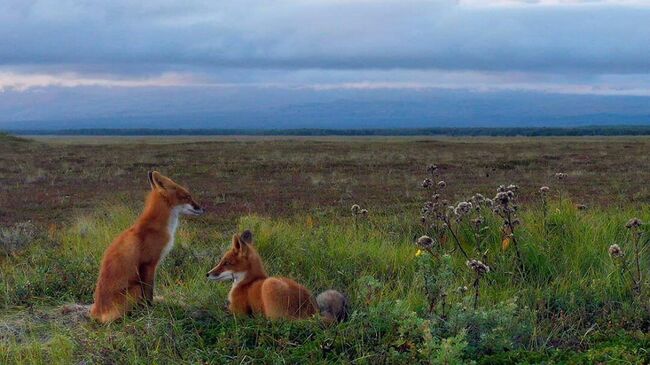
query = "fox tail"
(316, 289, 349, 323)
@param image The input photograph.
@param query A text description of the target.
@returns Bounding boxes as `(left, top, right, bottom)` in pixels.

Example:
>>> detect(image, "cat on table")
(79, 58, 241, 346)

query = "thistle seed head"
(625, 218, 642, 229)
(454, 201, 473, 217)
(608, 244, 624, 258)
(539, 186, 550, 194)
(421, 178, 433, 189)
(351, 204, 361, 215)
(555, 172, 568, 180)
(466, 259, 490, 275)
(416, 235, 434, 249)
(438, 180, 447, 189)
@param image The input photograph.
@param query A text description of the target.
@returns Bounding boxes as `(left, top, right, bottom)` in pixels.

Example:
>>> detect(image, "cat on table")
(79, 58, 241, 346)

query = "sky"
(2, 0, 650, 129)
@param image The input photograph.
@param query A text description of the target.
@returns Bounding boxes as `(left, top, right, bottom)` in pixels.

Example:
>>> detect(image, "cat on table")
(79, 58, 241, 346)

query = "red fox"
(206, 230, 349, 322)
(90, 171, 204, 323)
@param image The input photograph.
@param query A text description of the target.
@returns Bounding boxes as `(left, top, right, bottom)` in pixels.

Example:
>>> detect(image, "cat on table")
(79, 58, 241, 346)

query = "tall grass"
(1, 200, 649, 363)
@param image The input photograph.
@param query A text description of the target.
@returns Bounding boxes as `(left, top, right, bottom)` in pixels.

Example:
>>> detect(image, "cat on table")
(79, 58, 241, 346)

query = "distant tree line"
(6, 126, 650, 137)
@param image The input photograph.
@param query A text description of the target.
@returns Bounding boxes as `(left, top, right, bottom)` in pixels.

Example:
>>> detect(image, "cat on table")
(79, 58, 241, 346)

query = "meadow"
(1, 134, 650, 364)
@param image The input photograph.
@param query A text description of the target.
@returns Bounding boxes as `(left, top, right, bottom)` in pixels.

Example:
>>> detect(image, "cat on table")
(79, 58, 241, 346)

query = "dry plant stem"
(473, 276, 480, 310)
(505, 211, 525, 278)
(441, 294, 447, 317)
(633, 230, 642, 296)
(541, 196, 548, 235)
(446, 222, 469, 259)
(619, 258, 637, 289)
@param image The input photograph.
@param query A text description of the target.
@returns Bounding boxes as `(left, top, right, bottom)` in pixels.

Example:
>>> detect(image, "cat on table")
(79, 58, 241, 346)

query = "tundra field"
(1, 134, 650, 364)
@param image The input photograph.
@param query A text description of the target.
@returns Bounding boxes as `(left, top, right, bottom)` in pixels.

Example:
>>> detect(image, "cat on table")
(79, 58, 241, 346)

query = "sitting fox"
(90, 171, 204, 323)
(207, 230, 348, 322)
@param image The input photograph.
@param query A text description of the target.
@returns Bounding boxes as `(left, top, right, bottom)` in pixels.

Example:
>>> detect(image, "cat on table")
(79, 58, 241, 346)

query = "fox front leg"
(139, 263, 158, 305)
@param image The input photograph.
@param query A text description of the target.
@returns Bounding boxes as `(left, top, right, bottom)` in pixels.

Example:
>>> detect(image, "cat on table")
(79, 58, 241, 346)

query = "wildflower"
(415, 249, 424, 257)
(454, 201, 473, 217)
(539, 186, 550, 194)
(466, 259, 490, 276)
(555, 172, 568, 180)
(421, 178, 433, 188)
(437, 181, 447, 189)
(427, 164, 439, 174)
(495, 192, 510, 205)
(625, 218, 643, 229)
(351, 204, 361, 215)
(456, 286, 468, 294)
(417, 235, 434, 249)
(608, 244, 624, 258)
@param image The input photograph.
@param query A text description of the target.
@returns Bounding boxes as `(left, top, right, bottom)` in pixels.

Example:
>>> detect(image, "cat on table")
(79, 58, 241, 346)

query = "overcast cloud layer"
(3, 0, 650, 74)
(1, 0, 650, 128)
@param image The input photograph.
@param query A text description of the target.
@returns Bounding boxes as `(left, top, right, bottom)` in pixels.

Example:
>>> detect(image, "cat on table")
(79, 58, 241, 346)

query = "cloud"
(3, 68, 650, 96)
(1, 0, 649, 76)
(0, 72, 204, 92)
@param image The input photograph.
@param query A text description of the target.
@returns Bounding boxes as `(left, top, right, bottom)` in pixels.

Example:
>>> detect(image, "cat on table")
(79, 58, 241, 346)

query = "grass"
(2, 135, 650, 363)
(1, 198, 649, 363)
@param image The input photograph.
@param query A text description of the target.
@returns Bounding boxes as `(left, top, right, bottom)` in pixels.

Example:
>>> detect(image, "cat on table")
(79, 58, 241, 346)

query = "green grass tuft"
(1, 201, 649, 363)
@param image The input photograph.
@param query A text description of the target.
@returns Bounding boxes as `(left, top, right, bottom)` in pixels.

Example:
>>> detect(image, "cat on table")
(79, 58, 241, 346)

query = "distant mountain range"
(2, 88, 650, 131)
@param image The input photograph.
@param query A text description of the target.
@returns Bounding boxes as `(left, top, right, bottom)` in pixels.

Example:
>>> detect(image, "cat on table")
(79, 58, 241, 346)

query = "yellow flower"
(415, 249, 423, 257)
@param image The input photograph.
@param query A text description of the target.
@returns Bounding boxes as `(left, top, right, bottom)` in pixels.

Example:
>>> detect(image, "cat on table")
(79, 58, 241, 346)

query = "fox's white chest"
(161, 207, 181, 262)
(227, 272, 247, 304)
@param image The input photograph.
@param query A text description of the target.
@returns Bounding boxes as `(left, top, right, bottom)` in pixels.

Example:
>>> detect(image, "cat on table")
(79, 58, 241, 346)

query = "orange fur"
(207, 231, 319, 319)
(90, 171, 203, 323)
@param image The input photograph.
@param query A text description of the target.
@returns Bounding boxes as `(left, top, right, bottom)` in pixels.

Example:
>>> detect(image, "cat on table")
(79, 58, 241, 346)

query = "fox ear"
(240, 230, 253, 245)
(232, 233, 249, 253)
(148, 171, 157, 190)
(149, 171, 171, 190)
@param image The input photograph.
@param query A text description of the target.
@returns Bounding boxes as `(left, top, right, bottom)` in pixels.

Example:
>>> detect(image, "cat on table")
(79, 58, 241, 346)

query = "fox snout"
(181, 202, 204, 216)
(191, 202, 204, 215)
(206, 268, 234, 281)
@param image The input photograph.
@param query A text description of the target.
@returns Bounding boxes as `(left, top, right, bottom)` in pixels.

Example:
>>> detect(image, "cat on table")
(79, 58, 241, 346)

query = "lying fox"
(90, 171, 204, 323)
(207, 230, 349, 322)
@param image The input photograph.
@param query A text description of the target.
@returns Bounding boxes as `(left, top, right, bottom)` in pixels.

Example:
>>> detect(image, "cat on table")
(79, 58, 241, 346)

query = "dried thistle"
(539, 186, 550, 194)
(491, 184, 525, 277)
(625, 218, 643, 229)
(351, 204, 361, 215)
(608, 244, 624, 258)
(417, 235, 435, 250)
(466, 259, 490, 309)
(466, 259, 490, 276)
(555, 172, 568, 180)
